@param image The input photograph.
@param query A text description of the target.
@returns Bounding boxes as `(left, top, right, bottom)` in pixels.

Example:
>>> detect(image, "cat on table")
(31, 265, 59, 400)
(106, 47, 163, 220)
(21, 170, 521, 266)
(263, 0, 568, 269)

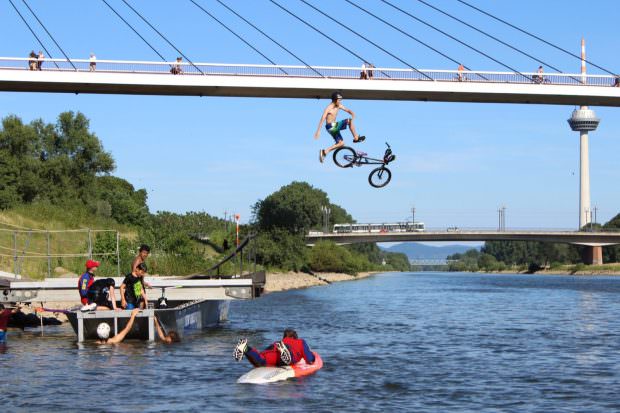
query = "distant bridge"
(1, 58, 620, 106)
(409, 259, 456, 266)
(306, 230, 620, 246)
(306, 230, 620, 265)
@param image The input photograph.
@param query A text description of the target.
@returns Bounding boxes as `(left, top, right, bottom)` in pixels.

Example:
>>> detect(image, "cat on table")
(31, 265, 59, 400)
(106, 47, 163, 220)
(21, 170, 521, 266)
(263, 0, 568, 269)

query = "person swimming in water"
(233, 328, 315, 367)
(314, 91, 366, 163)
(95, 308, 140, 344)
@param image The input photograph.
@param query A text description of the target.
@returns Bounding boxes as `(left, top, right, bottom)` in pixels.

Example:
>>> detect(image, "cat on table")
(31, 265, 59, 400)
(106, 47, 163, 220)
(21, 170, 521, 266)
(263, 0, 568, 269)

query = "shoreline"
(13, 272, 383, 322)
(263, 271, 381, 293)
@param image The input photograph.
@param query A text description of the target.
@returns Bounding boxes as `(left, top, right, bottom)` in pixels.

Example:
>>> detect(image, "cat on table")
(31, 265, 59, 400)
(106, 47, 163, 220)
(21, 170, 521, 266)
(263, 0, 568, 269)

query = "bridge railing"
(1, 57, 618, 88)
(310, 227, 620, 235)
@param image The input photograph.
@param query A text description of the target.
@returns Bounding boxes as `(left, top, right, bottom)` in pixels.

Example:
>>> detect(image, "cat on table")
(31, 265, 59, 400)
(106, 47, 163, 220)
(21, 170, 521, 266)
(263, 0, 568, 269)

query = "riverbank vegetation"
(447, 217, 620, 273)
(0, 112, 408, 278)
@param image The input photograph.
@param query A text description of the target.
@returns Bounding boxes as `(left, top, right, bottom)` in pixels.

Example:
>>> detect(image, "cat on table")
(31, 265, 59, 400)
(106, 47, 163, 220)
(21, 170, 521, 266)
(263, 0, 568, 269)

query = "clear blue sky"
(1, 0, 619, 230)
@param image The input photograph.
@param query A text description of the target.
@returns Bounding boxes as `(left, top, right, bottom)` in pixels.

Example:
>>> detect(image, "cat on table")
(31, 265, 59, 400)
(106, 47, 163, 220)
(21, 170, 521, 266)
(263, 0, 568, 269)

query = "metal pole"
(498, 208, 501, 231)
(47, 231, 51, 278)
(87, 229, 93, 259)
(116, 231, 120, 277)
(13, 231, 17, 275)
(594, 206, 598, 226)
(412, 206, 415, 226)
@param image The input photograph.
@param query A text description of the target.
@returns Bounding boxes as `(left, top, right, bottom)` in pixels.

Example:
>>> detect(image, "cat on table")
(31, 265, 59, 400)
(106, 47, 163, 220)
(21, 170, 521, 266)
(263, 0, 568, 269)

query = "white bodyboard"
(237, 366, 295, 384)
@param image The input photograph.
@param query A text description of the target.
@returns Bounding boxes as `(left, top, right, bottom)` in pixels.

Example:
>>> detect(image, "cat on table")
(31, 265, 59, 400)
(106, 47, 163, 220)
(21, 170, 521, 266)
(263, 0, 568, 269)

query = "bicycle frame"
(345, 143, 395, 168)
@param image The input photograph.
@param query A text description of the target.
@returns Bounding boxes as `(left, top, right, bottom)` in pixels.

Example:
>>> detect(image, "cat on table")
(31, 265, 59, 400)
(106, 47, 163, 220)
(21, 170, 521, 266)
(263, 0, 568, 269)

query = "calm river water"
(2, 272, 620, 412)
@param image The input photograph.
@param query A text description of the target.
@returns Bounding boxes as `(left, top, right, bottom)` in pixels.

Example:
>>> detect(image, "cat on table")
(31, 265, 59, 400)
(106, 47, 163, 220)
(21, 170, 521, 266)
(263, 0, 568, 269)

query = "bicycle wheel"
(333, 146, 356, 168)
(368, 167, 392, 188)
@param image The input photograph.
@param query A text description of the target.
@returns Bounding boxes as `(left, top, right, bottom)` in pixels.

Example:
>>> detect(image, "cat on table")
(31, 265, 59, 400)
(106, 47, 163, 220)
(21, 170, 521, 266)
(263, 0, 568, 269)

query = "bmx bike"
(332, 143, 396, 188)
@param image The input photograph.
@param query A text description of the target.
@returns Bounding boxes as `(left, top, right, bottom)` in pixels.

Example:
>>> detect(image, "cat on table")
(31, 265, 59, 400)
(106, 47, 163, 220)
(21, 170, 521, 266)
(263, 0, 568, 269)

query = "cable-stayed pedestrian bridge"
(2, 57, 620, 106)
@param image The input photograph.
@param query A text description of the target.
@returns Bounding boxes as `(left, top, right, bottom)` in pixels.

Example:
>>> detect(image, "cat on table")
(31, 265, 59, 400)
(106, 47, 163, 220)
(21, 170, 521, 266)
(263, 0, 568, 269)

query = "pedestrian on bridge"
(28, 51, 37, 70)
(89, 53, 96, 72)
(36, 51, 44, 71)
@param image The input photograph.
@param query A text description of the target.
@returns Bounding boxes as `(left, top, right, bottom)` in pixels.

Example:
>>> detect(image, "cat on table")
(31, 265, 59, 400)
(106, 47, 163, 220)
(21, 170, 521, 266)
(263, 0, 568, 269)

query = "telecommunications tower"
(567, 38, 600, 229)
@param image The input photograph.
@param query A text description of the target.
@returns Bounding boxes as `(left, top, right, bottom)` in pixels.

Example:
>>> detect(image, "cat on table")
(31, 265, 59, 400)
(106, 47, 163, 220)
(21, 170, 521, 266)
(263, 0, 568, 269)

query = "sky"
(1, 0, 619, 232)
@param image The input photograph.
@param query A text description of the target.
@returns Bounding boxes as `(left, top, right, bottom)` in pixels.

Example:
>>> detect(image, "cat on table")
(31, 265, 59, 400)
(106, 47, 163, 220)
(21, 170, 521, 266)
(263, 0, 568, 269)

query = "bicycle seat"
(356, 151, 367, 157)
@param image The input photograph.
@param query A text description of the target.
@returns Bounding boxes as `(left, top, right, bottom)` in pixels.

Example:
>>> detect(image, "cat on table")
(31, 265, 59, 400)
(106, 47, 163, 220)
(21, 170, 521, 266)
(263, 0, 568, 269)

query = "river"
(2, 272, 620, 412)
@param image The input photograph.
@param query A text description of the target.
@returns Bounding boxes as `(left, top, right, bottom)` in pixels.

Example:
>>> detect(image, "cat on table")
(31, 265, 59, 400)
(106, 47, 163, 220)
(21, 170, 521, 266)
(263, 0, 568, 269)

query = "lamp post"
(234, 214, 240, 247)
(321, 206, 331, 233)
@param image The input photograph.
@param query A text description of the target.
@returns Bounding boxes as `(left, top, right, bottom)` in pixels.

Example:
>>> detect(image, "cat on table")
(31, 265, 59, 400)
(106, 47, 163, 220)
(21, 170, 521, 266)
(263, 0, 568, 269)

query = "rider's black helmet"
(331, 91, 343, 102)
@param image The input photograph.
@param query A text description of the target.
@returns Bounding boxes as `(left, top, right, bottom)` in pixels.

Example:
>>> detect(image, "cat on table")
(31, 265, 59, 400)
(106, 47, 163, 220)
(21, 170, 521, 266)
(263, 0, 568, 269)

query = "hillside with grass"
(0, 111, 409, 279)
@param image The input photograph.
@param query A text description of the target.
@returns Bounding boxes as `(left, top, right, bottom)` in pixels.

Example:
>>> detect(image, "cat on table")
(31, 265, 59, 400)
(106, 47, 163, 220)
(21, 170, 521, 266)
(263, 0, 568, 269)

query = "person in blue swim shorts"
(314, 91, 366, 163)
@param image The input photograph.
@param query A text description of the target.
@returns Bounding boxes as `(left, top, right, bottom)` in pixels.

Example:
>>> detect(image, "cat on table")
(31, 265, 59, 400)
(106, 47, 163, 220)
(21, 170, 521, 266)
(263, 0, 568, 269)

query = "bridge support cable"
(189, 0, 288, 75)
(120, 0, 204, 75)
(299, 0, 432, 80)
(20, 0, 76, 70)
(414, 0, 566, 76)
(7, 0, 59, 69)
(214, 0, 322, 77)
(100, 0, 169, 63)
(268, 0, 395, 80)
(377, 0, 533, 82)
(342, 0, 484, 81)
(457, 0, 617, 76)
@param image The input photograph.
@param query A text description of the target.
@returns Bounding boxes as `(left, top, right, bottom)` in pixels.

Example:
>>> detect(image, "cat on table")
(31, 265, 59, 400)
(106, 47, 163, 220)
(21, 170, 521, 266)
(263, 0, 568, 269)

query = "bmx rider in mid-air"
(314, 91, 365, 163)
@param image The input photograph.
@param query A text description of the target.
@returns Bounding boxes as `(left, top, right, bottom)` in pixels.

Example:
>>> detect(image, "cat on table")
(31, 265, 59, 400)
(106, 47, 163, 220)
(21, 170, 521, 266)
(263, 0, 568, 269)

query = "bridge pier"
(582, 245, 603, 265)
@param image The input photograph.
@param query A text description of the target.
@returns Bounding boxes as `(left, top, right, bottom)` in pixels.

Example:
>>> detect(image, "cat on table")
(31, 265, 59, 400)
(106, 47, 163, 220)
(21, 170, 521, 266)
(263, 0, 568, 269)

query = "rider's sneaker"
(319, 149, 325, 163)
(80, 303, 97, 312)
(354, 135, 366, 143)
(275, 341, 292, 365)
(233, 338, 248, 362)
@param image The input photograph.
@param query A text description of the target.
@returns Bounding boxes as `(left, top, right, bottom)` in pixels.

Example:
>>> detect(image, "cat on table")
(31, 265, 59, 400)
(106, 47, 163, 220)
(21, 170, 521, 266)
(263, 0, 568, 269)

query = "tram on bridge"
(333, 222, 426, 234)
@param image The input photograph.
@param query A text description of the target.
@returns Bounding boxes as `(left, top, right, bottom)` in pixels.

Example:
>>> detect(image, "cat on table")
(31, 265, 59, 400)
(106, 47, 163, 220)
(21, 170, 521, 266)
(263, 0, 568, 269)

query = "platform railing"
(1, 57, 618, 87)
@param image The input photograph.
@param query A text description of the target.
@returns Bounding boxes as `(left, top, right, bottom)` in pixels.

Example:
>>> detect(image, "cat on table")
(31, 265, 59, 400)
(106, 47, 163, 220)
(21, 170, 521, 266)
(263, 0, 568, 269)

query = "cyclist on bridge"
(314, 91, 365, 163)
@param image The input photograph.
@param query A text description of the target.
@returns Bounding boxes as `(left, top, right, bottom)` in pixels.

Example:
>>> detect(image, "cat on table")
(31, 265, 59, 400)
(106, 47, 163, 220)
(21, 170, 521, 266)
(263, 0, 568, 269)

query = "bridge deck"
(1, 58, 620, 106)
(306, 231, 620, 246)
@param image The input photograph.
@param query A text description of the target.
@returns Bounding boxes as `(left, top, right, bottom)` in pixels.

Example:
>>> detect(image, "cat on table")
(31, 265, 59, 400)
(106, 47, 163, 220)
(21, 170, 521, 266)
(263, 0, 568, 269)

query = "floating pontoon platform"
(2, 272, 265, 342)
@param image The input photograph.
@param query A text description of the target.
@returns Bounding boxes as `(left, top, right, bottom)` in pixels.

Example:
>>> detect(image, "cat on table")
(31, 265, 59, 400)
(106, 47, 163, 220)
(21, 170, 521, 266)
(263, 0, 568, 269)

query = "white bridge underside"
(2, 66, 620, 106)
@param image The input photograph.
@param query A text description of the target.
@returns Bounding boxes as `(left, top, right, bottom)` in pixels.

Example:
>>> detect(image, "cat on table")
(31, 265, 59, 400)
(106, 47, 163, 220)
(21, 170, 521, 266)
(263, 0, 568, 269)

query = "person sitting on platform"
(77, 259, 100, 306)
(233, 328, 315, 367)
(120, 263, 148, 310)
(82, 278, 119, 311)
(96, 308, 140, 344)
(154, 316, 180, 344)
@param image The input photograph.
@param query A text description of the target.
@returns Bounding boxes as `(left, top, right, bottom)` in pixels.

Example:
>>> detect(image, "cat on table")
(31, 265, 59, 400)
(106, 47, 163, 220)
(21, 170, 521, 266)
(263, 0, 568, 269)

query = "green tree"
(253, 181, 327, 234)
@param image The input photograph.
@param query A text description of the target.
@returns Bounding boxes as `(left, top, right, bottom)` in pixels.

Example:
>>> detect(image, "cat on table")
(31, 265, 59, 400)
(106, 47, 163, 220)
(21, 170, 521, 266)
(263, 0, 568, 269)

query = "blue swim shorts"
(325, 119, 350, 143)
(0, 330, 6, 343)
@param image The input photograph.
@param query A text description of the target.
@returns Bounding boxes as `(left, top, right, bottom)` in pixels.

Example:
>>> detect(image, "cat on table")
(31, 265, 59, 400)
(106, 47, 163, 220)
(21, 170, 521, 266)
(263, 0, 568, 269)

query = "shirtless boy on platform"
(314, 91, 365, 163)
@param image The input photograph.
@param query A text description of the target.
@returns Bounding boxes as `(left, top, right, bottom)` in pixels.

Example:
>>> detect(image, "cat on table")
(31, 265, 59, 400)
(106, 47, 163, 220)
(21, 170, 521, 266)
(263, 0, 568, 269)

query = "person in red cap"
(77, 259, 100, 305)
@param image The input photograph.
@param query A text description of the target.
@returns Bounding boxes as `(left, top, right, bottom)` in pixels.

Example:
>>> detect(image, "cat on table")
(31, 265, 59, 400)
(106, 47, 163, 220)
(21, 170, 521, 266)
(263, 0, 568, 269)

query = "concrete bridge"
(305, 230, 620, 265)
(1, 58, 620, 106)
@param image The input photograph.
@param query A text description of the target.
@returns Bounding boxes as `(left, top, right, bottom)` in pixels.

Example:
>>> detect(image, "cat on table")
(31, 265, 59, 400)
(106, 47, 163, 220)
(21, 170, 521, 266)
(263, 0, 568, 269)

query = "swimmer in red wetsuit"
(233, 328, 315, 367)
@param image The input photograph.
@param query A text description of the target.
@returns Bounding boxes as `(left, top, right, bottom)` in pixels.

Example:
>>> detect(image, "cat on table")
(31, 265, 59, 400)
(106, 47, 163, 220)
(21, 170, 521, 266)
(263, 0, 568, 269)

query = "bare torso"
(325, 103, 342, 124)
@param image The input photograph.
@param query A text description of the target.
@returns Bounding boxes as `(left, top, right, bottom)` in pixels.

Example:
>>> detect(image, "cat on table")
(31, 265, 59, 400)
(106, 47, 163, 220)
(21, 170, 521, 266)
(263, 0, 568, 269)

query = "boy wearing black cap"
(314, 91, 365, 163)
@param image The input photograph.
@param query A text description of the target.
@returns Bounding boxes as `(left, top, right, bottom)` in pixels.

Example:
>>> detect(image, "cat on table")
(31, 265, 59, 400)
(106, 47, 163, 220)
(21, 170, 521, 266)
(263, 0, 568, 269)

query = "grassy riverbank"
(472, 263, 620, 276)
